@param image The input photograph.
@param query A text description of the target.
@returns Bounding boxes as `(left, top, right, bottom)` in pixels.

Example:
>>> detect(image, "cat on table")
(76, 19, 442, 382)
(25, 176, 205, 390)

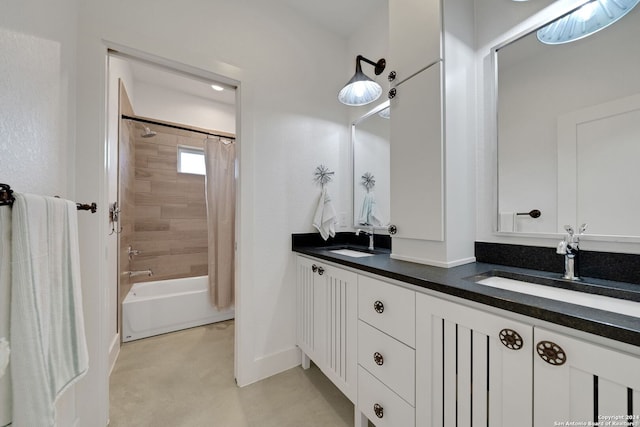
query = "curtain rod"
(122, 115, 236, 140)
(0, 183, 97, 212)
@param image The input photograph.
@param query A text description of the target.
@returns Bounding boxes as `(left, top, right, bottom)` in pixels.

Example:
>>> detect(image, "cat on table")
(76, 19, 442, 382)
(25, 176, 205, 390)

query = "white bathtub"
(122, 275, 234, 342)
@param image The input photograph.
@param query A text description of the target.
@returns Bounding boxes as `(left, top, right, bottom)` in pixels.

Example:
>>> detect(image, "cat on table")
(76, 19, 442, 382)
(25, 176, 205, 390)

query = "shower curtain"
(204, 137, 236, 310)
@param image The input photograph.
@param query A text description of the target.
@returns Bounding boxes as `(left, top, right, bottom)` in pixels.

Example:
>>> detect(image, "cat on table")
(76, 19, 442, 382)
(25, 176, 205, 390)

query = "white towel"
(0, 206, 12, 427)
(10, 193, 89, 427)
(358, 192, 384, 227)
(312, 187, 337, 240)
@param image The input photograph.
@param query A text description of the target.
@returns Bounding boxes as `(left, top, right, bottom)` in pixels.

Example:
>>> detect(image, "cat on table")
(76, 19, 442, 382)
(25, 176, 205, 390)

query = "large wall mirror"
(352, 101, 391, 229)
(495, 2, 640, 239)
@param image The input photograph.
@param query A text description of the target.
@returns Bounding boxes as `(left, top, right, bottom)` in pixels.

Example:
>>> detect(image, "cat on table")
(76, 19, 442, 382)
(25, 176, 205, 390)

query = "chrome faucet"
(355, 226, 375, 251)
(556, 224, 587, 280)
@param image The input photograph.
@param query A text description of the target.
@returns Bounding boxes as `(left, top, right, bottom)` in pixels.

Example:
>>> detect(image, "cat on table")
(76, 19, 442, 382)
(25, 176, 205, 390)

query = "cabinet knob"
(317, 266, 325, 276)
(374, 300, 384, 314)
(373, 351, 384, 366)
(312, 264, 318, 273)
(499, 328, 524, 350)
(536, 340, 567, 366)
(388, 87, 397, 99)
(388, 70, 397, 82)
(373, 403, 384, 419)
(387, 224, 397, 235)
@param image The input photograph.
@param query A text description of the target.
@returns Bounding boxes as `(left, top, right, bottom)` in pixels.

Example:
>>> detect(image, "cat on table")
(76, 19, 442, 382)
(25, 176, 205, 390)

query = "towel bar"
(0, 183, 97, 212)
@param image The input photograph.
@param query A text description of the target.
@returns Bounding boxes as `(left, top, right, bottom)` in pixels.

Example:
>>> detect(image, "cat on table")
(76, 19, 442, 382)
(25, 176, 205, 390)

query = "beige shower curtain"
(204, 136, 236, 309)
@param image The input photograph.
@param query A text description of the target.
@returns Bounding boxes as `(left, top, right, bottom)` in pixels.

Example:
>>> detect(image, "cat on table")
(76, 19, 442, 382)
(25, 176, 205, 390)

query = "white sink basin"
(477, 276, 640, 319)
(329, 248, 375, 258)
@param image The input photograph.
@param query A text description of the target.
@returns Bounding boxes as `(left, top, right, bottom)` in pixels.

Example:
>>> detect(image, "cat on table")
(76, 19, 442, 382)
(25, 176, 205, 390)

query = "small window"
(177, 146, 205, 175)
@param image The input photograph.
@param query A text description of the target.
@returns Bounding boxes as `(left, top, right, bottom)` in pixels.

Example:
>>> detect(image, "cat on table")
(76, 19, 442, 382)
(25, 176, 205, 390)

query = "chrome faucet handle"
(578, 223, 588, 235)
(564, 225, 574, 236)
(556, 240, 567, 255)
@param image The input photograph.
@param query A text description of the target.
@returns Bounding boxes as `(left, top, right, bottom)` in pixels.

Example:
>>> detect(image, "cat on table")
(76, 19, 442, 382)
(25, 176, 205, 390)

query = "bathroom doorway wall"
(106, 51, 238, 370)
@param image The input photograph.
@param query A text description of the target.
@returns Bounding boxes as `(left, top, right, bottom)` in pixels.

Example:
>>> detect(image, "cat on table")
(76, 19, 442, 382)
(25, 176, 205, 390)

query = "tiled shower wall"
(130, 125, 208, 282)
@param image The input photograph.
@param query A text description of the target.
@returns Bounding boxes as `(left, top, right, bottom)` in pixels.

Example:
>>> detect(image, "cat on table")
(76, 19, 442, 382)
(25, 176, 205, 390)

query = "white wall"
(134, 82, 236, 134)
(75, 0, 352, 401)
(0, 1, 91, 425)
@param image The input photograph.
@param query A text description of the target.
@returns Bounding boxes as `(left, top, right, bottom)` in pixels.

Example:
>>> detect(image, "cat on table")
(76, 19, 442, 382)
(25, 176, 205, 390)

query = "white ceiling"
(129, 59, 237, 106)
(128, 0, 387, 107)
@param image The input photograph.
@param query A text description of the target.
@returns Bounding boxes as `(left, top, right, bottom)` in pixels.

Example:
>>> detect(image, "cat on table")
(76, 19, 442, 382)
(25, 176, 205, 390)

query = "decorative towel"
(10, 193, 89, 427)
(358, 192, 384, 227)
(312, 187, 337, 240)
(0, 206, 11, 427)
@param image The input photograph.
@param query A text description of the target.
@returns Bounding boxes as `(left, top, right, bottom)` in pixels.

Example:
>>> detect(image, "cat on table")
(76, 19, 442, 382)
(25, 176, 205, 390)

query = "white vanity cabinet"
(295, 256, 358, 402)
(415, 293, 533, 427)
(357, 275, 416, 427)
(534, 328, 640, 426)
(386, 0, 475, 266)
(389, 62, 443, 242)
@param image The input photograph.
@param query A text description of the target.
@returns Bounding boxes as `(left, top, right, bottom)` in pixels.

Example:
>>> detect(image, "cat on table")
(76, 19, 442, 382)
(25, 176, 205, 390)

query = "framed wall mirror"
(494, 2, 640, 239)
(352, 101, 391, 229)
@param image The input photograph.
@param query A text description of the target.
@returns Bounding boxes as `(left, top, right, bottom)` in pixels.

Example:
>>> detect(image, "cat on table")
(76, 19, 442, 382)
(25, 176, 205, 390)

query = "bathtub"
(122, 275, 234, 342)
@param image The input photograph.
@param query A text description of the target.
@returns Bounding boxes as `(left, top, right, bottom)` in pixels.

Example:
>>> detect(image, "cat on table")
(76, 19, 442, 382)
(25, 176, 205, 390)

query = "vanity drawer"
(358, 321, 415, 405)
(358, 275, 415, 347)
(358, 367, 415, 427)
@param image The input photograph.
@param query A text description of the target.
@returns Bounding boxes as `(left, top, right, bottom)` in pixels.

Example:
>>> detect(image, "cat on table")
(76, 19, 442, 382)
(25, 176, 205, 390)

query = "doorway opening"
(105, 50, 239, 379)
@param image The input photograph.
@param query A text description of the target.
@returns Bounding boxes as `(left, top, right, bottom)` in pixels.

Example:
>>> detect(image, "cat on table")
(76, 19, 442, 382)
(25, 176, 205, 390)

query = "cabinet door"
(390, 62, 443, 241)
(389, 0, 441, 82)
(318, 264, 358, 403)
(416, 294, 533, 427)
(296, 256, 320, 362)
(534, 328, 640, 426)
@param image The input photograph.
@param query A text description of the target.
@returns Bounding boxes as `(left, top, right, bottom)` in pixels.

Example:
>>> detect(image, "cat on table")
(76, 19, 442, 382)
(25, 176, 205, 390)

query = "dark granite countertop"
(292, 237, 640, 348)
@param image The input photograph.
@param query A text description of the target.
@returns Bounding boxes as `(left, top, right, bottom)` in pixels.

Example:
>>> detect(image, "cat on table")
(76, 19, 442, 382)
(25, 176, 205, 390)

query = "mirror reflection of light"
(537, 0, 639, 45)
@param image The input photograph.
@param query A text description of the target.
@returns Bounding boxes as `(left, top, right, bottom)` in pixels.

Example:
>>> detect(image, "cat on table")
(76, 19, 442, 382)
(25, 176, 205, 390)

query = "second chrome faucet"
(556, 223, 587, 281)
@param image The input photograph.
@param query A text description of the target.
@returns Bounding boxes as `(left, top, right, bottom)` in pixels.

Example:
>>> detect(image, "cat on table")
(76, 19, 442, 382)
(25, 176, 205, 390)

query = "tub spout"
(127, 269, 153, 278)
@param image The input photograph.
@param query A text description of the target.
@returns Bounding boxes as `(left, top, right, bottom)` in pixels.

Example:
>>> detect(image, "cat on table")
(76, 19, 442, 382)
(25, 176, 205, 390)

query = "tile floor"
(109, 320, 363, 426)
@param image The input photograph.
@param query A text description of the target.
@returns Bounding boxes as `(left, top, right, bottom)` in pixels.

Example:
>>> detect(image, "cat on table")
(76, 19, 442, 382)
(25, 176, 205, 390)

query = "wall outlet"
(338, 212, 348, 228)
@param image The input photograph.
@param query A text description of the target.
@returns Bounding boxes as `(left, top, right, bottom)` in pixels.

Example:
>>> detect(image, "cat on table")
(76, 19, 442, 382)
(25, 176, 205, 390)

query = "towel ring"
(361, 172, 375, 192)
(314, 165, 334, 187)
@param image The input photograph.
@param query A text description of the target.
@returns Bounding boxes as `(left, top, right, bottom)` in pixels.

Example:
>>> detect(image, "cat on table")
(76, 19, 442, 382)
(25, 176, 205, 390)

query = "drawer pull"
(374, 300, 384, 314)
(499, 328, 524, 350)
(373, 351, 384, 366)
(317, 266, 325, 276)
(374, 403, 384, 419)
(311, 264, 318, 273)
(536, 340, 567, 366)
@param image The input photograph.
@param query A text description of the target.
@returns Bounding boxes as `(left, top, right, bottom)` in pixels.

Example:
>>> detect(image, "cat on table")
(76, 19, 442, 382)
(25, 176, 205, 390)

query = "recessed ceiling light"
(211, 84, 224, 91)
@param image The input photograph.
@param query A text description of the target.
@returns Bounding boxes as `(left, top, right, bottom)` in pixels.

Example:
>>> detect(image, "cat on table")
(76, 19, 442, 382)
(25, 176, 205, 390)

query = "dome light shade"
(338, 55, 386, 106)
(537, 0, 640, 45)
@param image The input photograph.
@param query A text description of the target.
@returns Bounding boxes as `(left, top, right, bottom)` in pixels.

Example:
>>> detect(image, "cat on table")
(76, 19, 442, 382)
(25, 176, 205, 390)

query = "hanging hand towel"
(10, 193, 89, 427)
(312, 187, 337, 240)
(358, 192, 384, 227)
(0, 206, 12, 426)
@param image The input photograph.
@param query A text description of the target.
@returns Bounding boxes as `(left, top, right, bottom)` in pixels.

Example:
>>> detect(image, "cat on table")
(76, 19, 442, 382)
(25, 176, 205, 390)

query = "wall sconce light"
(338, 55, 386, 106)
(537, 0, 639, 45)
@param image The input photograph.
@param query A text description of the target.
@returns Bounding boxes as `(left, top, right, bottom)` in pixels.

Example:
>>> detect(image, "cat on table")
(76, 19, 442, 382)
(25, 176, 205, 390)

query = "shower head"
(141, 125, 157, 138)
